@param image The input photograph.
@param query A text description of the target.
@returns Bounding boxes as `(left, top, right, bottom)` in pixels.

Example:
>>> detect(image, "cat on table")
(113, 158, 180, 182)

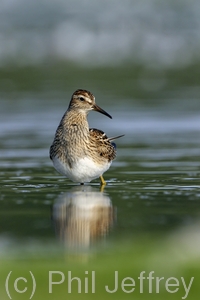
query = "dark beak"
(93, 104, 112, 119)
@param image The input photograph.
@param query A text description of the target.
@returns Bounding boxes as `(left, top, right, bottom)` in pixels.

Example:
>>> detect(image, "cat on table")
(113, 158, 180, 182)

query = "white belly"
(52, 156, 111, 183)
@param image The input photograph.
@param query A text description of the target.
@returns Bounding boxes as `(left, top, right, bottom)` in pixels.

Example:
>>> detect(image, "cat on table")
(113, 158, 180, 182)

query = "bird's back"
(89, 128, 116, 163)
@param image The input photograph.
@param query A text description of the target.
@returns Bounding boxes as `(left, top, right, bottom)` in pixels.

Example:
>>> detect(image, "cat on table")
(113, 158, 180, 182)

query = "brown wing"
(89, 128, 116, 162)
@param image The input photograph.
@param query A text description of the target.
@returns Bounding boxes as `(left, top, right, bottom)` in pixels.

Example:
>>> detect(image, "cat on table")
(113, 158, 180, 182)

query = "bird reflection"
(52, 186, 115, 249)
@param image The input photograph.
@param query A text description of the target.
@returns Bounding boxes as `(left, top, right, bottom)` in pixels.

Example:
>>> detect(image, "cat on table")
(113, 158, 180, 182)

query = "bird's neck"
(62, 109, 89, 132)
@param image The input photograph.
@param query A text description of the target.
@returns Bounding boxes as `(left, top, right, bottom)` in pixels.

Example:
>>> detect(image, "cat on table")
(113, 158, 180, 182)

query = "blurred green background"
(1, 0, 200, 299)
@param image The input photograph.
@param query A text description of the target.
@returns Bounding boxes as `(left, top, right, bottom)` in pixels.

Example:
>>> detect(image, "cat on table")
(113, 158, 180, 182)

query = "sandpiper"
(50, 89, 123, 185)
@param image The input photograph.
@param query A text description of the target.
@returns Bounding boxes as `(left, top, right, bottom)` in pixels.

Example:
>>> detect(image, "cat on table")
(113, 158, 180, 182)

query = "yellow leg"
(100, 175, 106, 186)
(100, 184, 105, 192)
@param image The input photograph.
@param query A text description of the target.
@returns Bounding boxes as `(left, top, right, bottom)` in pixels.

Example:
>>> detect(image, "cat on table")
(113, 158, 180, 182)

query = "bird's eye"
(79, 97, 84, 101)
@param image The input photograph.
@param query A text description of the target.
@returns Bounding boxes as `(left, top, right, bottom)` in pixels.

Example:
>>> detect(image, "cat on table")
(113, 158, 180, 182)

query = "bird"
(50, 89, 124, 186)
